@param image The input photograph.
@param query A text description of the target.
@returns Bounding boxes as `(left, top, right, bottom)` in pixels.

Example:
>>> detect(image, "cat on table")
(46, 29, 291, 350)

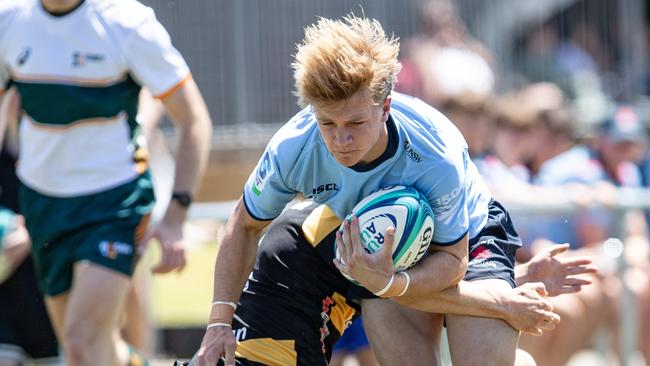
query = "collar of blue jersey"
(41, 0, 86, 17)
(350, 115, 398, 172)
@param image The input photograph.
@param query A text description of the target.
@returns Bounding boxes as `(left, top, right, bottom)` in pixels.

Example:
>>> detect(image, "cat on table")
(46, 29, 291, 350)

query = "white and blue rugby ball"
(335, 185, 434, 281)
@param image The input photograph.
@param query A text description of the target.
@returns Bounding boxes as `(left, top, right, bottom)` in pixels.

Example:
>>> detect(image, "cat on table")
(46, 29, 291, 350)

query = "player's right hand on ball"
(195, 325, 237, 366)
(503, 282, 560, 336)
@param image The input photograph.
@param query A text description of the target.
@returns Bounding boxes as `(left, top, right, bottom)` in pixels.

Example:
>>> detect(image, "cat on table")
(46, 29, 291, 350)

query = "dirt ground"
(195, 148, 264, 202)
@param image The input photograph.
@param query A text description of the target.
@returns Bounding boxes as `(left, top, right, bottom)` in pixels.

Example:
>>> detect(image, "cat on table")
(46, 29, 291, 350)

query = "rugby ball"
(335, 185, 434, 281)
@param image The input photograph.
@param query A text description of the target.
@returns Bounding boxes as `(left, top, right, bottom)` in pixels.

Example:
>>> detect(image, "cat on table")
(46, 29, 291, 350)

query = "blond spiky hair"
(293, 14, 401, 108)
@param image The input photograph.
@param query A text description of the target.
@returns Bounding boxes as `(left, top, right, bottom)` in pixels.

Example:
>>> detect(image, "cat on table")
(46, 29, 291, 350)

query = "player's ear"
(382, 95, 391, 120)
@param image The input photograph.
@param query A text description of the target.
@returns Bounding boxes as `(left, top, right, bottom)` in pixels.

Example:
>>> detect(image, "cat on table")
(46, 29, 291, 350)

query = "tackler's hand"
(523, 243, 597, 296)
(503, 282, 560, 336)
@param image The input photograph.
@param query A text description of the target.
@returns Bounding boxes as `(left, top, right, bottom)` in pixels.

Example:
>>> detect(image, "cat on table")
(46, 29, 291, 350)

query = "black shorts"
(464, 200, 520, 288)
(0, 257, 60, 361)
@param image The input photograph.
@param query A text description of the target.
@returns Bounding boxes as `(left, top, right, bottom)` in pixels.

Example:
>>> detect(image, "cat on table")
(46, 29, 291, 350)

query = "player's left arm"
(400, 233, 468, 294)
(159, 77, 212, 209)
(335, 218, 467, 296)
(145, 78, 212, 273)
(122, 8, 213, 272)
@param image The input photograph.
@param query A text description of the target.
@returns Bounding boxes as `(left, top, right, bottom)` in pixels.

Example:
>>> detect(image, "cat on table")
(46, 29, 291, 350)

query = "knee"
(63, 327, 98, 365)
(63, 336, 85, 366)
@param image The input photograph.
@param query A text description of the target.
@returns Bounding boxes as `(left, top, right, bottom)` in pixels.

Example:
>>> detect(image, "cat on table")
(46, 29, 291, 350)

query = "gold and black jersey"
(228, 202, 360, 366)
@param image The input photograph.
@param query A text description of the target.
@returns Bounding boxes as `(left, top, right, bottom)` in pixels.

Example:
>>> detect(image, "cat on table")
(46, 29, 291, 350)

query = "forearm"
(403, 249, 467, 296)
(159, 79, 213, 196)
(394, 280, 508, 320)
(172, 114, 212, 194)
(210, 221, 261, 320)
(514, 263, 528, 287)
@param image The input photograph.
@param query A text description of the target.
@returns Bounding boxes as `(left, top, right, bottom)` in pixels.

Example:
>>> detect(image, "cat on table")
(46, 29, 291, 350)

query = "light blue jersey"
(243, 92, 491, 245)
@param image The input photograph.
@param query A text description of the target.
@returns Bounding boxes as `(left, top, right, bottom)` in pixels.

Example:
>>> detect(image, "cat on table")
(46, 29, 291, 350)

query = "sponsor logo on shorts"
(252, 151, 274, 196)
(98, 240, 133, 259)
(319, 296, 335, 353)
(471, 243, 493, 260)
(468, 243, 497, 268)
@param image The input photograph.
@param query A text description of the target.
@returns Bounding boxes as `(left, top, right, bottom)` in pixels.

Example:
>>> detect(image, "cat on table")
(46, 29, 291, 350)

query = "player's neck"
(365, 124, 389, 163)
(40, 0, 83, 15)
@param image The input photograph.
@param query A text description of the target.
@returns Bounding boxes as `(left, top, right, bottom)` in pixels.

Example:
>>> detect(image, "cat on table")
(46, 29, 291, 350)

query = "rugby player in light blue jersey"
(196, 14, 560, 366)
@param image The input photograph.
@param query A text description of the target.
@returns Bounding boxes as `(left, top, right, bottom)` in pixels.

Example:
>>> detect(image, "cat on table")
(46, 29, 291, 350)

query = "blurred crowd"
(392, 0, 650, 365)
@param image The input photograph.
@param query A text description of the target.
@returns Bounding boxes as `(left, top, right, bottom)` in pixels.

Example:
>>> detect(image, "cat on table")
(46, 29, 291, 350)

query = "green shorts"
(19, 173, 155, 296)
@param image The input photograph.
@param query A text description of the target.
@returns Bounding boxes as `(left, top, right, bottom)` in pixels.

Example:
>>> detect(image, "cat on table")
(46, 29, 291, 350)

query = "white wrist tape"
(212, 300, 237, 311)
(396, 271, 410, 297)
(207, 322, 232, 330)
(374, 273, 395, 297)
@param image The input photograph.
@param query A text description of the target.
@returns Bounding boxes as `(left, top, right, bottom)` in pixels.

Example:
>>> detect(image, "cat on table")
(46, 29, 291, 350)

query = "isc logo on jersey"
(335, 186, 434, 282)
(252, 151, 275, 196)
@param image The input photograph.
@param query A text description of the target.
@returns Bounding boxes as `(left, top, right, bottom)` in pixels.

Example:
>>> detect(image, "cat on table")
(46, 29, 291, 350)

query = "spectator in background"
(439, 92, 494, 159)
(519, 105, 648, 253)
(514, 95, 604, 252)
(515, 19, 610, 126)
(514, 23, 566, 90)
(480, 83, 594, 217)
(557, 20, 612, 127)
(511, 99, 650, 365)
(592, 106, 650, 364)
(555, 20, 606, 80)
(595, 107, 648, 188)
(397, 0, 495, 108)
(396, 0, 497, 158)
